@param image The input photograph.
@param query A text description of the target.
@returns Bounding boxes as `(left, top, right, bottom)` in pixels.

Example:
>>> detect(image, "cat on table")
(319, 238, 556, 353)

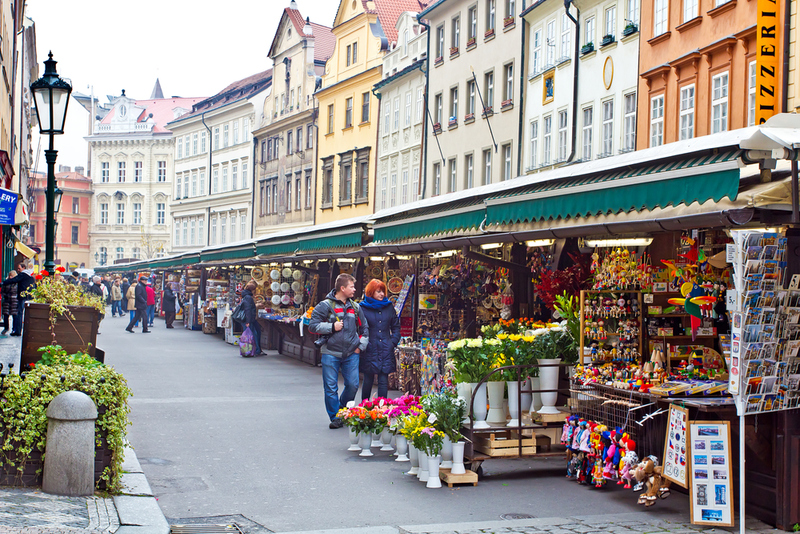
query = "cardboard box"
(648, 306, 663, 315)
(657, 327, 674, 336)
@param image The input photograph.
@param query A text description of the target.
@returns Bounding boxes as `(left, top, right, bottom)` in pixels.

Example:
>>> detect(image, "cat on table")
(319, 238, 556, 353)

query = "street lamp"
(31, 52, 71, 275)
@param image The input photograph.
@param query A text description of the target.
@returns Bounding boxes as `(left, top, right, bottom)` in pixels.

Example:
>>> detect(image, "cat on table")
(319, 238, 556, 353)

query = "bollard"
(42, 391, 98, 496)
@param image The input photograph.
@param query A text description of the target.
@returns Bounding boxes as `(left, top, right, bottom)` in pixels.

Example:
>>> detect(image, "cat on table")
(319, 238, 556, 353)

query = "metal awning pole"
(791, 159, 799, 224)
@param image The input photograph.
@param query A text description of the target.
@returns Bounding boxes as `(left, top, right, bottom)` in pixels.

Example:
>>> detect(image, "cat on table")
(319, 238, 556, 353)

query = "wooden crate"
(439, 468, 478, 487)
(473, 430, 536, 457)
(21, 303, 98, 367)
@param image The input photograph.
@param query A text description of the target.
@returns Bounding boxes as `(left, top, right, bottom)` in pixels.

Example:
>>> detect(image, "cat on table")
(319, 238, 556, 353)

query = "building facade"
(87, 90, 203, 266)
(253, 4, 333, 237)
(636, 0, 767, 148)
(315, 0, 426, 225)
(422, 0, 521, 198)
(167, 71, 271, 252)
(373, 11, 427, 211)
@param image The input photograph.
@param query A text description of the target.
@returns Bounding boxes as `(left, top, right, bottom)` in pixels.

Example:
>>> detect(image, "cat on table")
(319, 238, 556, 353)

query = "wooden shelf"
(647, 313, 690, 317)
(585, 289, 642, 293)
(662, 335, 717, 339)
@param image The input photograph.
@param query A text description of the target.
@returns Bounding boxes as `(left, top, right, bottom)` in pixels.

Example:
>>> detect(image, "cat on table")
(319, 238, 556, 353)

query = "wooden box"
(21, 302, 99, 367)
(473, 430, 536, 456)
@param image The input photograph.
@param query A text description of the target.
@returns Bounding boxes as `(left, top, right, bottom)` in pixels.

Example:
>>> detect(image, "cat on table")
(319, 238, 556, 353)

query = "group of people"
(122, 276, 179, 333)
(308, 274, 401, 429)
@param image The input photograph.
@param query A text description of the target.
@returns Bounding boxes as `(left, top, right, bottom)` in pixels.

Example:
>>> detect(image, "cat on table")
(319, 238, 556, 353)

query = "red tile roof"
(177, 69, 273, 122)
(100, 97, 206, 133)
(310, 22, 336, 62)
(374, 0, 429, 44)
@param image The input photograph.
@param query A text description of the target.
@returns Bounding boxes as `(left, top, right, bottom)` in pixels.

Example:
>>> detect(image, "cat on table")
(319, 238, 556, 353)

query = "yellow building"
(315, 0, 426, 224)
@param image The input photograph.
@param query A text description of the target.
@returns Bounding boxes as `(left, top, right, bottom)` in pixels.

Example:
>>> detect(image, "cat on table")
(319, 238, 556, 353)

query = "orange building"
(28, 167, 93, 269)
(636, 0, 782, 148)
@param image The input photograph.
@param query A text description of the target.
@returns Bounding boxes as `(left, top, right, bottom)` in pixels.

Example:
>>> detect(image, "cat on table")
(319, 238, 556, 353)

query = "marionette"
(603, 430, 618, 480)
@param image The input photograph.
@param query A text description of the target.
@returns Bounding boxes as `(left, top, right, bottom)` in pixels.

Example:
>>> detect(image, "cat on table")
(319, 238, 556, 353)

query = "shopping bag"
(239, 326, 256, 357)
(232, 303, 246, 323)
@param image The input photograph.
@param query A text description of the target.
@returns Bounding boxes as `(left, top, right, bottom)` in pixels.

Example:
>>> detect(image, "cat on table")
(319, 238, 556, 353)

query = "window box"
(503, 16, 515, 29)
(273, 112, 278, 118)
(433, 122, 442, 133)
(467, 37, 477, 48)
(434, 56, 444, 66)
(484, 28, 495, 39)
(601, 34, 616, 46)
(481, 107, 494, 118)
(501, 99, 513, 110)
(581, 43, 594, 55)
(448, 118, 458, 129)
(622, 23, 638, 36)
(450, 46, 459, 57)
(464, 112, 475, 123)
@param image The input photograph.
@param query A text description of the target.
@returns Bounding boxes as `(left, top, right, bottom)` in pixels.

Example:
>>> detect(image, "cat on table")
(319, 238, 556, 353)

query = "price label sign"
(726, 244, 736, 264)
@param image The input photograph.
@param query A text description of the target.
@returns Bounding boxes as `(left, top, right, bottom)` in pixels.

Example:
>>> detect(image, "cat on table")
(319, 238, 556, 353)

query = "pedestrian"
(163, 283, 177, 328)
(102, 276, 112, 306)
(111, 279, 123, 317)
(2, 263, 36, 336)
(145, 281, 156, 327)
(239, 281, 262, 356)
(121, 277, 130, 300)
(126, 279, 138, 325)
(89, 276, 106, 324)
(308, 273, 369, 429)
(69, 270, 81, 285)
(358, 279, 401, 401)
(1, 270, 18, 336)
(126, 276, 150, 333)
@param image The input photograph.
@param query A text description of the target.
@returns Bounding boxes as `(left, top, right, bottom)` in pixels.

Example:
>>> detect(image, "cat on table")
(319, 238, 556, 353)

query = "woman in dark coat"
(240, 280, 261, 356)
(359, 279, 401, 400)
(1, 270, 18, 335)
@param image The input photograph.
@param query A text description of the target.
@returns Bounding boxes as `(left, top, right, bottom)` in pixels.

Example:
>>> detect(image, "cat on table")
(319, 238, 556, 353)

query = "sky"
(25, 0, 342, 174)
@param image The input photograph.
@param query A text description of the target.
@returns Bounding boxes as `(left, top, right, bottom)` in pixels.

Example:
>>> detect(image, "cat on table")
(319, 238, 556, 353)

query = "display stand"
(579, 290, 644, 365)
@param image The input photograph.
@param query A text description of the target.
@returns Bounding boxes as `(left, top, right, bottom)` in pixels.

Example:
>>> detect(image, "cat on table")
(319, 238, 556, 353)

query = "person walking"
(89, 276, 106, 325)
(163, 283, 177, 328)
(358, 279, 401, 401)
(125, 280, 138, 325)
(126, 276, 150, 333)
(1, 270, 18, 335)
(2, 263, 36, 336)
(121, 277, 130, 300)
(145, 281, 156, 327)
(308, 273, 369, 429)
(111, 279, 123, 317)
(240, 281, 261, 355)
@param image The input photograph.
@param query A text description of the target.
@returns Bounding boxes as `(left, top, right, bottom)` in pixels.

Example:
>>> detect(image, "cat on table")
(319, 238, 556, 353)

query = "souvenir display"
(270, 269, 281, 280)
(688, 421, 733, 526)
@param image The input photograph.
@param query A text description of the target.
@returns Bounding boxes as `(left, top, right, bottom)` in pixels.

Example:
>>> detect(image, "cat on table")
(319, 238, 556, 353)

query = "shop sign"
(0, 188, 18, 225)
(756, 0, 780, 124)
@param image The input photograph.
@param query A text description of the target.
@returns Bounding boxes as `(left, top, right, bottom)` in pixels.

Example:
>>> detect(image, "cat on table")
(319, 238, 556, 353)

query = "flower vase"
(418, 450, 429, 482)
(371, 432, 383, 448)
(347, 429, 361, 451)
(470, 382, 490, 429)
(520, 377, 532, 415)
(380, 428, 394, 451)
(487, 381, 507, 425)
(408, 443, 419, 474)
(529, 376, 543, 413)
(507, 380, 520, 427)
(538, 358, 562, 414)
(358, 432, 374, 457)
(426, 455, 442, 488)
(440, 436, 453, 469)
(451, 441, 466, 475)
(395, 435, 409, 462)
(456, 382, 473, 424)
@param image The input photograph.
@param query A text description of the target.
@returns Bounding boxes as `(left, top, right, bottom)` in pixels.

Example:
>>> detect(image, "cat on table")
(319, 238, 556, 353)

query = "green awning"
(256, 240, 303, 257)
(256, 227, 366, 258)
(487, 151, 742, 225)
(200, 247, 254, 263)
(372, 200, 485, 244)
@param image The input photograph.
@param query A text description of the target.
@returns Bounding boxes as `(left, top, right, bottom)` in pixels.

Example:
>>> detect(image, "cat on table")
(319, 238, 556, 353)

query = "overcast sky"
(26, 0, 341, 174)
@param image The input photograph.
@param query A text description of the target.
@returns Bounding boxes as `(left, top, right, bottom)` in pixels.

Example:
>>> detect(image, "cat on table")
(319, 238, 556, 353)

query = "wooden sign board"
(688, 421, 734, 527)
(662, 404, 689, 488)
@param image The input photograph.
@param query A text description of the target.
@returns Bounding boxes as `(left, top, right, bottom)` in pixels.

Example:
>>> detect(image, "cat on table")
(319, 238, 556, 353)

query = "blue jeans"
(129, 310, 137, 326)
(321, 352, 360, 421)
(112, 300, 122, 316)
(147, 304, 155, 325)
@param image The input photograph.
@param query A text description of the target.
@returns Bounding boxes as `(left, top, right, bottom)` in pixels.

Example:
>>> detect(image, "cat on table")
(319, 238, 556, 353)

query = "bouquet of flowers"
(336, 399, 390, 435)
(411, 417, 446, 457)
(385, 395, 422, 434)
(398, 407, 428, 441)
(422, 392, 467, 443)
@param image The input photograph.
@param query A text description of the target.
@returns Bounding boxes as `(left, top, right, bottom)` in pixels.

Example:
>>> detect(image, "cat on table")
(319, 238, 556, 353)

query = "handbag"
(232, 303, 246, 323)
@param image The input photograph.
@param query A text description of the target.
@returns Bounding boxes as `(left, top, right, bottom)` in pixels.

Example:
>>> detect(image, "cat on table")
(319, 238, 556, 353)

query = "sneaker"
(329, 418, 344, 429)
(1, 329, 7, 335)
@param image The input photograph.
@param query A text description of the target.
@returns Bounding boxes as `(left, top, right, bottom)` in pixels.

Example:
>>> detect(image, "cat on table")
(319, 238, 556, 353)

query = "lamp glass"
(33, 86, 71, 135)
(54, 188, 64, 213)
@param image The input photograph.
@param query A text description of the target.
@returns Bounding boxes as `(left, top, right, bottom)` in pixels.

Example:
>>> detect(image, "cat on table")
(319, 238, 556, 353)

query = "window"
(383, 100, 392, 135)
(487, 0, 496, 31)
(391, 172, 398, 206)
(222, 166, 228, 192)
(101, 162, 109, 183)
(345, 97, 353, 128)
(558, 110, 568, 161)
(465, 154, 474, 188)
(307, 125, 314, 149)
(157, 203, 165, 225)
(233, 120, 239, 144)
(305, 172, 312, 209)
(585, 16, 595, 46)
(200, 171, 206, 194)
(379, 174, 387, 209)
(393, 97, 400, 130)
(467, 80, 476, 115)
(683, 0, 697, 22)
(322, 157, 334, 205)
(529, 120, 539, 168)
(433, 163, 441, 196)
(711, 72, 729, 134)
(100, 203, 108, 225)
(191, 174, 198, 197)
(561, 14, 571, 58)
(223, 124, 229, 147)
(260, 183, 266, 215)
(448, 159, 457, 193)
(650, 95, 664, 147)
(452, 16, 460, 50)
(183, 174, 189, 198)
(185, 135, 191, 156)
(435, 93, 443, 124)
(504, 63, 513, 103)
(357, 151, 370, 200)
(296, 176, 302, 211)
(416, 87, 424, 122)
(116, 203, 125, 225)
(240, 214, 246, 240)
(532, 29, 542, 73)
(211, 217, 217, 246)
(327, 105, 334, 134)
(405, 92, 412, 127)
(482, 149, 492, 185)
(244, 117, 249, 138)
(198, 217, 204, 244)
(340, 162, 352, 203)
(362, 92, 370, 123)
(230, 214, 236, 242)
(602, 100, 613, 156)
(286, 177, 292, 211)
(190, 220, 196, 245)
(450, 87, 459, 121)
(436, 25, 445, 58)
(469, 6, 478, 41)
(71, 224, 79, 244)
(679, 84, 695, 140)
(582, 107, 593, 161)
(412, 166, 420, 201)
(72, 197, 80, 214)
(213, 168, 219, 193)
(272, 182, 277, 213)
(352, 41, 358, 63)
(262, 140, 268, 161)
(546, 20, 556, 65)
(182, 220, 188, 246)
(219, 218, 227, 244)
(177, 138, 183, 159)
(654, 0, 668, 37)
(117, 161, 126, 182)
(623, 93, 636, 151)
(175, 220, 180, 246)
(485, 71, 494, 112)
(287, 130, 294, 155)
(748, 61, 756, 127)
(506, 0, 516, 17)
(201, 132, 207, 153)
(401, 170, 409, 204)
(176, 175, 182, 198)
(132, 247, 140, 260)
(346, 44, 352, 66)
(403, 29, 409, 56)
(133, 202, 141, 225)
(627, 0, 640, 24)
(502, 144, 512, 181)
(98, 246, 106, 263)
(214, 127, 220, 150)
(158, 161, 166, 182)
(116, 247, 124, 261)
(232, 165, 238, 190)
(604, 6, 616, 38)
(543, 115, 552, 165)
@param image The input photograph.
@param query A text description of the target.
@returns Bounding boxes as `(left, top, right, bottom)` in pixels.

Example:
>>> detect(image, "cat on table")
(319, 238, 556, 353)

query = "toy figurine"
(634, 456, 672, 506)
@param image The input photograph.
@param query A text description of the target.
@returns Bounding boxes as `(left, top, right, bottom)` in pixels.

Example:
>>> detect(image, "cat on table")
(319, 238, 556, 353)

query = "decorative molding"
(676, 16, 703, 33)
(647, 31, 672, 46)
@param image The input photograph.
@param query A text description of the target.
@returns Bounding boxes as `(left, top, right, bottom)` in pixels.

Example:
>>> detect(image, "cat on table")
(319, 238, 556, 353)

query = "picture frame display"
(689, 421, 734, 527)
(662, 404, 689, 488)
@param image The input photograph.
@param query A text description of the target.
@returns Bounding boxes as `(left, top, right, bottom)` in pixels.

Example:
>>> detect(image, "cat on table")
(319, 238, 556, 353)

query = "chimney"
(58, 165, 71, 173)
(75, 166, 85, 175)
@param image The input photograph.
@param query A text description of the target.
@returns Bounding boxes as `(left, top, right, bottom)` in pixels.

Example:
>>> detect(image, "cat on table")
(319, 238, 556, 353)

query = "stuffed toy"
(634, 456, 672, 507)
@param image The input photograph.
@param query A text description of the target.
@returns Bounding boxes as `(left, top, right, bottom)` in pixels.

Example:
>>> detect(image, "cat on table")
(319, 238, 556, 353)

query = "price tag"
(726, 243, 736, 263)
(726, 289, 738, 310)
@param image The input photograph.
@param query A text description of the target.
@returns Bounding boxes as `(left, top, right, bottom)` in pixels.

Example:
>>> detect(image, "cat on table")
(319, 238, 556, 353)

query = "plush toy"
(619, 448, 638, 488)
(634, 456, 672, 507)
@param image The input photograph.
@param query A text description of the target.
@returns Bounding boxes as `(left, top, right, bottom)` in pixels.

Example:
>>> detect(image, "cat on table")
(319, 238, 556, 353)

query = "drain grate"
(500, 513, 536, 520)
(170, 525, 243, 534)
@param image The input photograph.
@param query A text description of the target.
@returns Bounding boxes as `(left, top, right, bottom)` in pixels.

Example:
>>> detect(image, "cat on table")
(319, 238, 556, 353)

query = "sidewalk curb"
(113, 445, 170, 534)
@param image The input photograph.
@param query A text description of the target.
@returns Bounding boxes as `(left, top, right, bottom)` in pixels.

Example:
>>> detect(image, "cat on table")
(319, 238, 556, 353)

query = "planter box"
(581, 43, 594, 55)
(622, 24, 638, 36)
(601, 35, 615, 46)
(21, 302, 99, 368)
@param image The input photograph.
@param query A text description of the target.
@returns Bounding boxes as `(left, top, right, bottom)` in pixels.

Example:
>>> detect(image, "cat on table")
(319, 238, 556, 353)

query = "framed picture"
(689, 421, 734, 527)
(542, 71, 555, 105)
(662, 404, 689, 488)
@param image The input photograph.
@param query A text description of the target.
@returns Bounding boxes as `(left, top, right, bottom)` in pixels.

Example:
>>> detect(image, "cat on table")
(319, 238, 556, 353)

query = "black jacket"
(308, 290, 369, 357)
(2, 271, 36, 301)
(163, 287, 176, 307)
(121, 281, 130, 298)
(89, 283, 104, 299)
(240, 289, 257, 324)
(359, 303, 401, 375)
(134, 282, 148, 310)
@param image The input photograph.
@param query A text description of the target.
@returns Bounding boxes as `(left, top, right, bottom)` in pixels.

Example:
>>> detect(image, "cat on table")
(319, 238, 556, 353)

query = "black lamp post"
(31, 52, 71, 275)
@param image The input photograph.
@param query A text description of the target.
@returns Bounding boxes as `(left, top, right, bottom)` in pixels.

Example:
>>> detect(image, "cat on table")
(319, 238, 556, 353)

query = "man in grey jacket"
(309, 273, 369, 428)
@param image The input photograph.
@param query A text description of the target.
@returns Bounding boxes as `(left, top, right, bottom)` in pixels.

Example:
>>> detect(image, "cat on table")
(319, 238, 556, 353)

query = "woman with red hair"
(359, 278, 401, 400)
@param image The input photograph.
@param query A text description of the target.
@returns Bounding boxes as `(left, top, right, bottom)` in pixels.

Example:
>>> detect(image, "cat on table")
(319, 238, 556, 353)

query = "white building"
(373, 11, 427, 210)
(167, 71, 272, 252)
(521, 0, 640, 173)
(87, 88, 203, 266)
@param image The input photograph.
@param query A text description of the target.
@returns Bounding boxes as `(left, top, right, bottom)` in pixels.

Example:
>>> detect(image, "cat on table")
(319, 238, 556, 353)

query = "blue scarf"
(360, 296, 392, 310)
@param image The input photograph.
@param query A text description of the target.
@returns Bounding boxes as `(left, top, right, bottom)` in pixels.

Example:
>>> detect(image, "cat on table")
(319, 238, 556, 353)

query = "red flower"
(40, 270, 49, 277)
(34, 274, 43, 280)
(56, 266, 66, 273)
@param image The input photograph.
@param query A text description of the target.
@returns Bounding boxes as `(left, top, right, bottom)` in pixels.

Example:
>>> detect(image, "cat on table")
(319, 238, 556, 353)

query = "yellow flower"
(522, 336, 535, 343)
(497, 333, 509, 340)
(509, 334, 522, 341)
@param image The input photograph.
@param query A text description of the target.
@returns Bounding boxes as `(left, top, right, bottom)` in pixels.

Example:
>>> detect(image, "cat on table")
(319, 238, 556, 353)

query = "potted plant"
(422, 392, 467, 471)
(554, 292, 581, 366)
(410, 420, 446, 488)
(467, 36, 477, 47)
(532, 325, 572, 414)
(449, 46, 459, 56)
(504, 16, 515, 27)
(601, 34, 615, 46)
(581, 42, 594, 55)
(622, 22, 638, 36)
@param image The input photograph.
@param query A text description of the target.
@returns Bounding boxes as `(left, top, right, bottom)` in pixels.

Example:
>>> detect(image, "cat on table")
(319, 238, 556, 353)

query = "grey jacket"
(309, 290, 369, 357)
